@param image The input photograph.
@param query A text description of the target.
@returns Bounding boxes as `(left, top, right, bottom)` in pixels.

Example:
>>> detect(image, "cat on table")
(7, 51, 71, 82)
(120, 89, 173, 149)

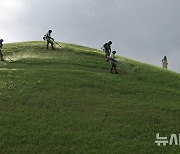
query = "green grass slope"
(0, 41, 180, 153)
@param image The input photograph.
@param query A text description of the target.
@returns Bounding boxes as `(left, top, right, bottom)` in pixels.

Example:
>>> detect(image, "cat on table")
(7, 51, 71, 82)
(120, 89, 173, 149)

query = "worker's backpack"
(103, 43, 108, 48)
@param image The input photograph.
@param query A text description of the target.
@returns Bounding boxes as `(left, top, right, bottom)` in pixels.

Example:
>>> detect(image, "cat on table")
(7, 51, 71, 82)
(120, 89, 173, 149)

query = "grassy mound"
(0, 41, 180, 153)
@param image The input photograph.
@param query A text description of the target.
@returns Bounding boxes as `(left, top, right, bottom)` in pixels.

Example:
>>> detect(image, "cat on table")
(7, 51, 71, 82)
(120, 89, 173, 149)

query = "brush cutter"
(119, 65, 126, 72)
(5, 55, 13, 61)
(117, 61, 126, 72)
(1, 50, 13, 62)
(53, 41, 62, 48)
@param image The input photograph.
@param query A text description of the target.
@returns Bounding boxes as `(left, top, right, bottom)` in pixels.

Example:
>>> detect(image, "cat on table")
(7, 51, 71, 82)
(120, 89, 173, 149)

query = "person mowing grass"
(43, 30, 55, 50)
(162, 56, 168, 69)
(109, 50, 118, 74)
(0, 39, 4, 61)
(103, 41, 112, 62)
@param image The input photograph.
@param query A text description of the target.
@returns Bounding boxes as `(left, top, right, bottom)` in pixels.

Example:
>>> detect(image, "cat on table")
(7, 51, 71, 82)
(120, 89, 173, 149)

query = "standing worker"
(109, 51, 118, 74)
(0, 39, 4, 61)
(103, 41, 112, 61)
(162, 56, 168, 69)
(43, 30, 55, 50)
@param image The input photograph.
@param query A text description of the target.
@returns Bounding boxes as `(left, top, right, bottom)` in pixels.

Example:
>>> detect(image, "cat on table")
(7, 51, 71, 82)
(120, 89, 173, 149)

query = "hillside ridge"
(0, 41, 180, 153)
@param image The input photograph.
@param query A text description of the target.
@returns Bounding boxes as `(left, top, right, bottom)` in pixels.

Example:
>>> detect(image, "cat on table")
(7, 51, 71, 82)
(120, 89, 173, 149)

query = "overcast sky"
(0, 0, 180, 73)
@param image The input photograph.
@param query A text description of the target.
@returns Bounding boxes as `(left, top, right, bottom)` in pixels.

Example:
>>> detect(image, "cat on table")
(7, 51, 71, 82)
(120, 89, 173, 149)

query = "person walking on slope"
(43, 30, 55, 50)
(0, 39, 4, 61)
(103, 41, 112, 61)
(110, 51, 118, 74)
(162, 56, 168, 69)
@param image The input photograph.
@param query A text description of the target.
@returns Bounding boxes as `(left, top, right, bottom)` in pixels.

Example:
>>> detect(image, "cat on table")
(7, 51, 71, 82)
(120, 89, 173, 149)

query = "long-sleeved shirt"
(109, 53, 116, 61)
(46, 31, 51, 39)
(104, 43, 111, 52)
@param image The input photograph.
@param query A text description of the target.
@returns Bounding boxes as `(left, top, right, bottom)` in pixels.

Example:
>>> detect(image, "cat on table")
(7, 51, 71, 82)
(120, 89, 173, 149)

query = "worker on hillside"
(43, 30, 55, 50)
(162, 56, 168, 69)
(103, 41, 112, 61)
(0, 39, 4, 61)
(109, 50, 118, 74)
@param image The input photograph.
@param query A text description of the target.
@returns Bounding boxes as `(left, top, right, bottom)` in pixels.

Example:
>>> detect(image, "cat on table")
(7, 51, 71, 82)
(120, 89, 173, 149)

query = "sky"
(0, 0, 180, 73)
